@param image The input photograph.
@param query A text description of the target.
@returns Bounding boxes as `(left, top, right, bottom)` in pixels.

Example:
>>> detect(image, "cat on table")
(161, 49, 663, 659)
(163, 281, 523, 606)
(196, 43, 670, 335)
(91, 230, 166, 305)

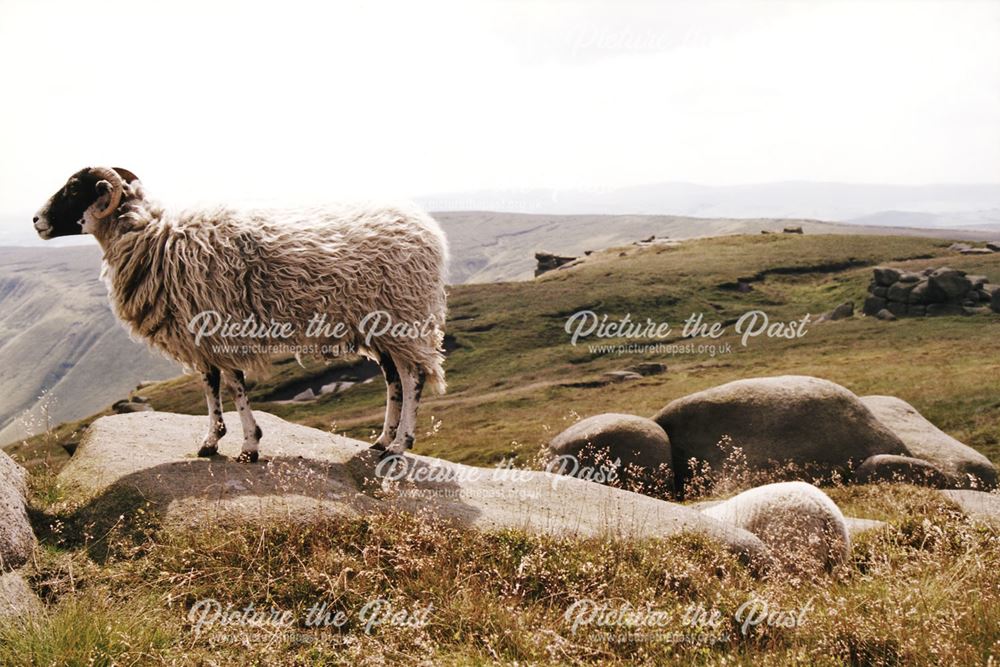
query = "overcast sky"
(1, 0, 998, 217)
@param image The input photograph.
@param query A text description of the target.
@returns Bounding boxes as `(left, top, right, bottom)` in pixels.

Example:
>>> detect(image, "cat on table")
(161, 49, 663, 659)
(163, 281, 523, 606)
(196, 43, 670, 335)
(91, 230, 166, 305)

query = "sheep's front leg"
(197, 367, 226, 457)
(372, 352, 402, 450)
(223, 369, 261, 463)
(385, 366, 425, 456)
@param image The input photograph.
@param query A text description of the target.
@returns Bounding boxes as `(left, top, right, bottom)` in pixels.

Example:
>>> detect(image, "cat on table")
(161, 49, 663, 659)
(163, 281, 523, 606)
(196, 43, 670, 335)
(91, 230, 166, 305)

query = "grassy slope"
(8, 233, 1000, 472)
(4, 233, 1000, 665)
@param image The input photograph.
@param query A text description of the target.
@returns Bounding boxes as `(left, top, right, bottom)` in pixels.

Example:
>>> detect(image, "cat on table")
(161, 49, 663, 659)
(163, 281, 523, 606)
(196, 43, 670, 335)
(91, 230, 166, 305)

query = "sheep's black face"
(33, 168, 105, 239)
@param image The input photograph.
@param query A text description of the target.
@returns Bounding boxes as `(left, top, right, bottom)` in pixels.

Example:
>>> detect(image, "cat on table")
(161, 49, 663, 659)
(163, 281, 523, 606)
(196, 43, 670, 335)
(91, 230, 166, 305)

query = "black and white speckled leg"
(386, 366, 425, 455)
(372, 352, 402, 450)
(197, 366, 225, 457)
(223, 369, 260, 463)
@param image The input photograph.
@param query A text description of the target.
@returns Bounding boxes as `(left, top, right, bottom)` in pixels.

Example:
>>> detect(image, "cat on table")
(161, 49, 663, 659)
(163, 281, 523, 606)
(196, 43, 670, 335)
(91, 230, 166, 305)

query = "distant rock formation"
(863, 266, 999, 318)
(113, 397, 153, 414)
(534, 252, 577, 277)
(783, 225, 804, 234)
(949, 242, 996, 255)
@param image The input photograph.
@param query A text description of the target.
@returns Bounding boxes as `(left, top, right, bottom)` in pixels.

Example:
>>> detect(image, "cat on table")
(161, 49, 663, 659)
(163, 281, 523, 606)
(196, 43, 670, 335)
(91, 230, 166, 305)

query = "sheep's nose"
(32, 216, 39, 223)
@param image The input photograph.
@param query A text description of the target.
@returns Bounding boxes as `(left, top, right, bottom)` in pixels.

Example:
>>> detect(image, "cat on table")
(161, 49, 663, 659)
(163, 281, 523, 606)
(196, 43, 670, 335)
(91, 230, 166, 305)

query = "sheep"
(33, 167, 448, 461)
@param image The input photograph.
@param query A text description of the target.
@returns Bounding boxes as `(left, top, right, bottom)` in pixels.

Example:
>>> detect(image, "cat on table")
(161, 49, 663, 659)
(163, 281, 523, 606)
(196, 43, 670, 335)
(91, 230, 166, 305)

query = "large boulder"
(826, 302, 854, 321)
(873, 267, 901, 286)
(854, 454, 949, 488)
(863, 296, 887, 316)
(875, 309, 897, 321)
(907, 280, 931, 304)
(548, 413, 672, 493)
(860, 396, 998, 489)
(701, 482, 851, 575)
(886, 281, 915, 303)
(58, 412, 769, 567)
(653, 376, 908, 491)
(0, 450, 35, 572)
(927, 267, 972, 302)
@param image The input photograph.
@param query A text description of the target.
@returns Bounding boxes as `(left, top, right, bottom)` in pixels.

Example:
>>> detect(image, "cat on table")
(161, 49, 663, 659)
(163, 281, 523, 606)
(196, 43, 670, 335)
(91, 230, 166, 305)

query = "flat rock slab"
(942, 490, 1000, 526)
(58, 412, 768, 563)
(843, 517, 886, 537)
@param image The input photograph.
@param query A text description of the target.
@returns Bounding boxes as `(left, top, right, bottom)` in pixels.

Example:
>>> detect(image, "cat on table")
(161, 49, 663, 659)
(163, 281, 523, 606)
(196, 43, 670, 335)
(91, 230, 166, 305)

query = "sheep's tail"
(423, 305, 448, 395)
(423, 353, 447, 396)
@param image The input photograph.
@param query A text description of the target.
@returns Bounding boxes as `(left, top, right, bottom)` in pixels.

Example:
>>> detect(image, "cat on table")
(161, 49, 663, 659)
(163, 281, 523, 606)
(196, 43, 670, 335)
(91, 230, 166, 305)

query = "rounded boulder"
(653, 376, 908, 491)
(701, 481, 851, 576)
(854, 454, 949, 488)
(548, 413, 672, 493)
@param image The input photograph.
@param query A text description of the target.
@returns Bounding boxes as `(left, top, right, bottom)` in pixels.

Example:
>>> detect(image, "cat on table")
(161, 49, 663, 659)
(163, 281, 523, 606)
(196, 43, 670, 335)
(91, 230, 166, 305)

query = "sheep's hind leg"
(372, 352, 402, 451)
(223, 369, 261, 463)
(197, 366, 226, 457)
(385, 365, 425, 456)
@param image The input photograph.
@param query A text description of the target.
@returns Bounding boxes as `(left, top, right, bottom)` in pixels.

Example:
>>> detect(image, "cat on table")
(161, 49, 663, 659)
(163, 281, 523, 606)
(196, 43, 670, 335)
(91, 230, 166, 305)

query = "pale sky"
(1, 0, 998, 217)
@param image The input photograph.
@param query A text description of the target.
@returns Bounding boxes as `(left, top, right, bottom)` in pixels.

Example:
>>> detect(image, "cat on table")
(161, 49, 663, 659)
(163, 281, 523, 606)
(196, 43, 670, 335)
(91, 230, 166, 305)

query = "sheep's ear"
(112, 167, 140, 183)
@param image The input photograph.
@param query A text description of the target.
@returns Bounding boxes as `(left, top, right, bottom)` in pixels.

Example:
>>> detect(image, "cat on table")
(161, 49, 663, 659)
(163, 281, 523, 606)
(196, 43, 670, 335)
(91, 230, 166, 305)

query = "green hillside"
(6, 232, 1000, 666)
(11, 232, 1000, 473)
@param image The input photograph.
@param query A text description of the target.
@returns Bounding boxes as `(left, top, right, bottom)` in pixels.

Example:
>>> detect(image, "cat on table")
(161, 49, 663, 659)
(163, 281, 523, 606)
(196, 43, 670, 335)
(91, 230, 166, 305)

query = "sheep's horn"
(92, 167, 124, 219)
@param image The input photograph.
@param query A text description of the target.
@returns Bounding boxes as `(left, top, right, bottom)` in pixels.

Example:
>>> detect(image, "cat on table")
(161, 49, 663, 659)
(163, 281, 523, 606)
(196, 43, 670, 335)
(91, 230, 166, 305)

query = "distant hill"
(0, 246, 179, 445)
(848, 208, 1000, 230)
(436, 212, 1000, 283)
(419, 182, 1000, 223)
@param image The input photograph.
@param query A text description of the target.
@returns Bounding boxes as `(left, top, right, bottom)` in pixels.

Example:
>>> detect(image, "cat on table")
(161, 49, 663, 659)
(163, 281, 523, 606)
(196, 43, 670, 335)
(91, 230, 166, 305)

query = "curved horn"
(92, 167, 125, 219)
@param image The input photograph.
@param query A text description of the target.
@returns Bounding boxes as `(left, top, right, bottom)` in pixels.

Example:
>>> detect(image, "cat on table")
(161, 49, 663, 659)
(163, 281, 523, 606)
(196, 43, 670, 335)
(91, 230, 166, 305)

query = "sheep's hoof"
(197, 445, 218, 458)
(236, 451, 259, 464)
(369, 441, 386, 451)
(378, 449, 405, 463)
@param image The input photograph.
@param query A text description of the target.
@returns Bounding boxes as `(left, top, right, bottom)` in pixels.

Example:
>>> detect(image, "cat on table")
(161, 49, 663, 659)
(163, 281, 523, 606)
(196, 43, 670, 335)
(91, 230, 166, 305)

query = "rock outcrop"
(534, 252, 577, 277)
(860, 396, 998, 489)
(57, 412, 769, 566)
(700, 482, 851, 575)
(0, 451, 35, 573)
(864, 266, 998, 317)
(0, 450, 40, 619)
(653, 376, 908, 491)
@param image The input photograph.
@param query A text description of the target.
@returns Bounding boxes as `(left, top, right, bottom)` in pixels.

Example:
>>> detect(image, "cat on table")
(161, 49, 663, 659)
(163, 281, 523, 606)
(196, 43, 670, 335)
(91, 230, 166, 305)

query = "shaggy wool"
(88, 182, 448, 393)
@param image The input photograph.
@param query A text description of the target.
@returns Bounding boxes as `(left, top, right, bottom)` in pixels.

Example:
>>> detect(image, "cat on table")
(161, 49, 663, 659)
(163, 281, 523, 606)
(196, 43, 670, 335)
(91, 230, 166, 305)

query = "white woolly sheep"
(33, 167, 448, 460)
